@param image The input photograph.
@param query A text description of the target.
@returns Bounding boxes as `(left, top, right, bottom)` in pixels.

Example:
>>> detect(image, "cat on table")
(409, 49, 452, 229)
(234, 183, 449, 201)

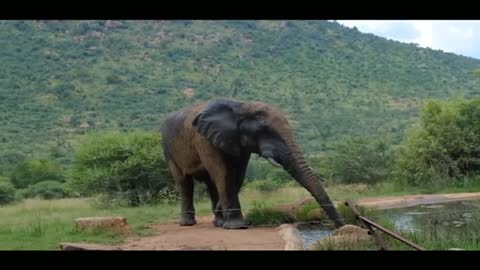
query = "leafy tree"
(11, 159, 64, 189)
(21, 180, 68, 200)
(393, 97, 480, 186)
(322, 135, 393, 184)
(68, 131, 175, 206)
(0, 181, 15, 205)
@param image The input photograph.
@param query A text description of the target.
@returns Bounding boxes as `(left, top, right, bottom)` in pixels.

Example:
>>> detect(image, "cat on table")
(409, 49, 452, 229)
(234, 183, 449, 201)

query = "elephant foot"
(179, 213, 197, 226)
(223, 219, 248, 229)
(213, 216, 225, 227)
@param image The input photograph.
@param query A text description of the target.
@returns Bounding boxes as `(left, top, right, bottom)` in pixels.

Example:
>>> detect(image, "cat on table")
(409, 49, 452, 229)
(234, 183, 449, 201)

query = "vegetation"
(20, 180, 68, 200)
(10, 159, 64, 189)
(1, 20, 480, 250)
(0, 181, 15, 205)
(67, 132, 175, 207)
(321, 135, 394, 184)
(1, 20, 480, 170)
(393, 97, 480, 187)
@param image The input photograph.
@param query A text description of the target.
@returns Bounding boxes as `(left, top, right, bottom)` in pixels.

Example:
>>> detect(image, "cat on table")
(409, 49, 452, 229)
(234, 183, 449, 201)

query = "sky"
(337, 20, 480, 60)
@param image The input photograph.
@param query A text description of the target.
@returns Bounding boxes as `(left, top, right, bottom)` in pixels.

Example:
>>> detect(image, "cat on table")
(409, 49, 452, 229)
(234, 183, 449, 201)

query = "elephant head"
(193, 98, 345, 228)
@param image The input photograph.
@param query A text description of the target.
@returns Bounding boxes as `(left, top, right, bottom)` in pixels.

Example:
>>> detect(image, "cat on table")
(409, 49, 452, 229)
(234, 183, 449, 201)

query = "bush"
(393, 97, 480, 186)
(11, 159, 64, 189)
(22, 180, 67, 200)
(245, 179, 284, 192)
(322, 136, 393, 184)
(246, 157, 291, 182)
(0, 176, 11, 183)
(0, 181, 16, 205)
(68, 131, 175, 207)
(245, 201, 295, 225)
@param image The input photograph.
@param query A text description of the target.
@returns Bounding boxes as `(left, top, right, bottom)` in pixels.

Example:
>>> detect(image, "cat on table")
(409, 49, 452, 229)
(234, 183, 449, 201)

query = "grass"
(1, 181, 480, 250)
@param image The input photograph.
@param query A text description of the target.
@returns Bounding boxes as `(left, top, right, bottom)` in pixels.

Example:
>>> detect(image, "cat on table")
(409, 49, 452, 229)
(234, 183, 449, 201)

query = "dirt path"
(356, 192, 480, 209)
(115, 216, 285, 250)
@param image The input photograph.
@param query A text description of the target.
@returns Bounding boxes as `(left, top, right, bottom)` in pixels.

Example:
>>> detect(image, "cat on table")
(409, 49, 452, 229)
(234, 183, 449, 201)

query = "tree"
(68, 131, 175, 206)
(11, 159, 64, 189)
(393, 97, 480, 186)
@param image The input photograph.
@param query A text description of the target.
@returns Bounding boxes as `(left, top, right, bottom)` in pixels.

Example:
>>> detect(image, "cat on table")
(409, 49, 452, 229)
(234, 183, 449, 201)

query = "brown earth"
(62, 192, 480, 251)
(115, 216, 285, 250)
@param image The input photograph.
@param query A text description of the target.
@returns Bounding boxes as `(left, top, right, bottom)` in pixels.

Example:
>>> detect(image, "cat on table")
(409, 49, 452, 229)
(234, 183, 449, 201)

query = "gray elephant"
(161, 98, 345, 229)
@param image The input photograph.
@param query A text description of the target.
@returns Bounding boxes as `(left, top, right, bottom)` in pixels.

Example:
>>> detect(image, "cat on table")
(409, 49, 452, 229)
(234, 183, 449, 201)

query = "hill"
(1, 20, 479, 172)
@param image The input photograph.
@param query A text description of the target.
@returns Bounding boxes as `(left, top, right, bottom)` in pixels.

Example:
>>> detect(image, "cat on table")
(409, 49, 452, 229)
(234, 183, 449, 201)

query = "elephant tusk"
(265, 157, 282, 168)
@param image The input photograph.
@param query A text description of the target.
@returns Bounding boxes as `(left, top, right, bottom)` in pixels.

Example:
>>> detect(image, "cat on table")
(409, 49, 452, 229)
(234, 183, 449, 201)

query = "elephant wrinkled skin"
(161, 98, 345, 229)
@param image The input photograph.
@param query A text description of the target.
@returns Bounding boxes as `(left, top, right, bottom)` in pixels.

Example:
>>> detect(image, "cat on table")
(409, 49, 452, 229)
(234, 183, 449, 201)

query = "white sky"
(337, 20, 480, 60)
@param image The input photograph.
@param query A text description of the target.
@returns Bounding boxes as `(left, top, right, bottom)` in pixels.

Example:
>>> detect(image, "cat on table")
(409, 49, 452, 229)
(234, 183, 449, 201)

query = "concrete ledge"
(60, 242, 123, 251)
(74, 216, 129, 232)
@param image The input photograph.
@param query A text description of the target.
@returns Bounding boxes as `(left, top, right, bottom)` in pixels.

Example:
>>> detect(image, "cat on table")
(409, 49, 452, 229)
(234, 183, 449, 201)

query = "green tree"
(22, 180, 68, 200)
(323, 135, 393, 184)
(68, 131, 175, 206)
(11, 159, 64, 189)
(0, 181, 15, 205)
(393, 97, 480, 186)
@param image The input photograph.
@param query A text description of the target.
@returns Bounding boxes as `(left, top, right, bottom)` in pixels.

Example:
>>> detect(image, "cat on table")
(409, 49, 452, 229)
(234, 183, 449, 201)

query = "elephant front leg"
(204, 178, 224, 227)
(218, 183, 247, 229)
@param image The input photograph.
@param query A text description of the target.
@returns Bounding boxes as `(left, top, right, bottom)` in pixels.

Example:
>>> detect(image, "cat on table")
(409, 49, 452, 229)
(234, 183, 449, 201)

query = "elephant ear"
(193, 99, 243, 156)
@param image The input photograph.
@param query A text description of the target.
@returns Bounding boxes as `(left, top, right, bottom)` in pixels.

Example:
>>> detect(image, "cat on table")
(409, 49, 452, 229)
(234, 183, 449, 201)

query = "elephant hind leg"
(195, 174, 224, 227)
(168, 161, 196, 226)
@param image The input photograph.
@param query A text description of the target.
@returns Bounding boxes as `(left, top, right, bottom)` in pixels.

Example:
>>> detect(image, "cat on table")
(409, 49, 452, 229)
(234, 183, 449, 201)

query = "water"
(296, 223, 334, 250)
(379, 200, 480, 233)
(296, 200, 480, 250)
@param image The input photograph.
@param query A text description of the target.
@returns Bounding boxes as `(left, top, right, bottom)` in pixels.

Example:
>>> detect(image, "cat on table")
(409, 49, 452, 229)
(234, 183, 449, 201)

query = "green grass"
(1, 181, 480, 250)
(0, 186, 314, 250)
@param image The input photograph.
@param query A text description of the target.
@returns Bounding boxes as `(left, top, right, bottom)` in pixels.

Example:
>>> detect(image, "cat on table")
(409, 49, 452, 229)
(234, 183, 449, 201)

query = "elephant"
(161, 98, 345, 229)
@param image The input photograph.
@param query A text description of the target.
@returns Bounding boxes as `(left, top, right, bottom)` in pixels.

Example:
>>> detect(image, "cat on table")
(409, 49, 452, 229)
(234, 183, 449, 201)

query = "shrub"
(68, 131, 175, 207)
(23, 180, 67, 200)
(322, 136, 393, 184)
(0, 181, 16, 205)
(245, 179, 284, 192)
(245, 201, 295, 225)
(393, 97, 480, 186)
(11, 159, 64, 189)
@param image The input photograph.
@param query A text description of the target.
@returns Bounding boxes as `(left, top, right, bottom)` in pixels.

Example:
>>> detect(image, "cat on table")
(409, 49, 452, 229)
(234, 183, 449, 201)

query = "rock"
(334, 224, 369, 236)
(182, 88, 195, 97)
(311, 224, 374, 250)
(60, 242, 122, 251)
(74, 216, 129, 232)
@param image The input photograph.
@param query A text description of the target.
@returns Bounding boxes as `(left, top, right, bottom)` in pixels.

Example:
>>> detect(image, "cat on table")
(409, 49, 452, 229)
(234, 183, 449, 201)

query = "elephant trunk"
(266, 134, 345, 228)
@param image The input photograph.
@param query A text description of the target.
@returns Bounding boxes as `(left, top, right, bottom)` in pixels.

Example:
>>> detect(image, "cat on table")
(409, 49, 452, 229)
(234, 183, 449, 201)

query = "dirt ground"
(63, 192, 480, 251)
(115, 216, 285, 250)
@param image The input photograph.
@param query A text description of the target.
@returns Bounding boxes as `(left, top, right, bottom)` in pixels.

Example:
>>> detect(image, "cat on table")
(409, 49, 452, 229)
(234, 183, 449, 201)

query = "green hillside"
(1, 20, 479, 172)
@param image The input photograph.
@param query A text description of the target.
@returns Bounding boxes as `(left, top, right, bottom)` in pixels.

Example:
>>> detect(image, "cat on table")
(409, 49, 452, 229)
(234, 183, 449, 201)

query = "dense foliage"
(67, 131, 175, 206)
(322, 136, 394, 184)
(20, 180, 68, 200)
(10, 159, 64, 189)
(393, 97, 480, 186)
(0, 181, 15, 205)
(1, 20, 479, 171)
